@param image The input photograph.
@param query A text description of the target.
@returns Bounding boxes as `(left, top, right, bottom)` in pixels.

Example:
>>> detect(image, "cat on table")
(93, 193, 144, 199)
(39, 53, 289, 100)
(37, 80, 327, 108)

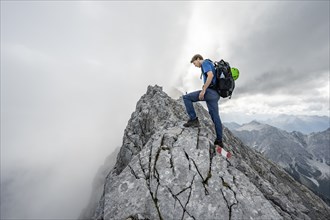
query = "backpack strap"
(200, 60, 212, 80)
(200, 59, 215, 80)
(200, 66, 204, 80)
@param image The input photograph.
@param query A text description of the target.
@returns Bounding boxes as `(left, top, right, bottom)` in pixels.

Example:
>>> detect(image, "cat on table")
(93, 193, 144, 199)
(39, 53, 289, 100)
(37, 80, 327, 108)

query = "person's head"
(190, 54, 204, 68)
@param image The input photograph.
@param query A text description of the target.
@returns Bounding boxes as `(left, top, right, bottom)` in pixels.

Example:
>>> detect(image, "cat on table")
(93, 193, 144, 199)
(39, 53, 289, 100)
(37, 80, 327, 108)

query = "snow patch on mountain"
(308, 159, 330, 179)
(305, 176, 320, 187)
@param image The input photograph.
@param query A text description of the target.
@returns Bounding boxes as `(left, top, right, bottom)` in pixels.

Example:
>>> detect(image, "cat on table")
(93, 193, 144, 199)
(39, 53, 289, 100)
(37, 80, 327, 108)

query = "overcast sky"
(1, 1, 329, 219)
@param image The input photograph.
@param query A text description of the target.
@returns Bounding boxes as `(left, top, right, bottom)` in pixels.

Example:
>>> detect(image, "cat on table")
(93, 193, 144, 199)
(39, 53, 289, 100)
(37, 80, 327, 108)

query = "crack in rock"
(185, 150, 210, 196)
(154, 144, 175, 176)
(128, 165, 142, 180)
(196, 128, 200, 149)
(166, 174, 197, 220)
(138, 149, 163, 220)
(220, 176, 238, 220)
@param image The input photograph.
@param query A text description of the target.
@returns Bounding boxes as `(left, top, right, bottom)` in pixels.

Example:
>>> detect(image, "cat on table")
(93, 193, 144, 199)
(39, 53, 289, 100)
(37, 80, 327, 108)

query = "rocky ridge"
(90, 85, 330, 220)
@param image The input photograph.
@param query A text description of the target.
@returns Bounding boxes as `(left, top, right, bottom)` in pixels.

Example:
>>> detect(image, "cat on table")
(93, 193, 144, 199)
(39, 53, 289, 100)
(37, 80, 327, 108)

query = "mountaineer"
(182, 54, 224, 150)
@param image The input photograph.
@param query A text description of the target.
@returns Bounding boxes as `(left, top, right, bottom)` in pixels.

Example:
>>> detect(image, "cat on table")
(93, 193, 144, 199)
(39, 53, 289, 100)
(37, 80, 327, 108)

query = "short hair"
(190, 54, 203, 63)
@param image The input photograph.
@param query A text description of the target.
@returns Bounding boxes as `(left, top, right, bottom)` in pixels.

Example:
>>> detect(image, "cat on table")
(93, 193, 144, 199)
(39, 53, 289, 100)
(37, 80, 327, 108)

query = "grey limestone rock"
(90, 85, 330, 220)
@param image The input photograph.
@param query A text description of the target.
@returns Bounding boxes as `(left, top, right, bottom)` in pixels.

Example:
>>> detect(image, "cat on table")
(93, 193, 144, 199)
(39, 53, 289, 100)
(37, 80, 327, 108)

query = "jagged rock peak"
(91, 85, 330, 220)
(111, 85, 192, 176)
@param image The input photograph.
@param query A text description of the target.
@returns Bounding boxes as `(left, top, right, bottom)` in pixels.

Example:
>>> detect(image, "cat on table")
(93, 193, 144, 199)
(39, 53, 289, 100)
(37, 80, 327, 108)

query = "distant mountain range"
(262, 114, 329, 134)
(226, 120, 330, 205)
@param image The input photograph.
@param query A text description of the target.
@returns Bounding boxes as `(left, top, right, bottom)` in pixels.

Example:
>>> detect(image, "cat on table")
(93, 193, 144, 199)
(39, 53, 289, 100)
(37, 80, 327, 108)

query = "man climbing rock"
(183, 54, 224, 151)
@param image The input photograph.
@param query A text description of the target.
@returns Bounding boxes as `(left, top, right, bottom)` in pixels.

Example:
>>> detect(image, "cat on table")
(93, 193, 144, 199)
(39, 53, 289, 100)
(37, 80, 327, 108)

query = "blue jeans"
(183, 88, 223, 141)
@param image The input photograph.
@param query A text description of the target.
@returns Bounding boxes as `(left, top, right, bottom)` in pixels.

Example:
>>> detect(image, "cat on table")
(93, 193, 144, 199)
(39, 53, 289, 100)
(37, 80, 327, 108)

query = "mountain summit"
(87, 85, 329, 220)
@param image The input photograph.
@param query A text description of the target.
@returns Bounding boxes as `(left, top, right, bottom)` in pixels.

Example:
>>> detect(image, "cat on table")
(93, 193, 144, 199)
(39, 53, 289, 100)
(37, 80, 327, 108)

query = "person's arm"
(199, 71, 214, 100)
(203, 71, 214, 90)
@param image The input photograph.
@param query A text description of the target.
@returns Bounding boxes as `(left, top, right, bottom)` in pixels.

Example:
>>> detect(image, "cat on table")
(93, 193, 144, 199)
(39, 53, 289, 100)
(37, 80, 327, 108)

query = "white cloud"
(171, 1, 329, 121)
(1, 1, 192, 219)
